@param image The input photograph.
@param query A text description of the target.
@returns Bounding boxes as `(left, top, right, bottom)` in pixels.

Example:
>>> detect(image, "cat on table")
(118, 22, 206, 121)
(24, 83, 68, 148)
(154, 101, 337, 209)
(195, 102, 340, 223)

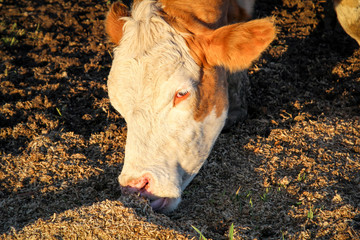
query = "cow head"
(105, 0, 275, 212)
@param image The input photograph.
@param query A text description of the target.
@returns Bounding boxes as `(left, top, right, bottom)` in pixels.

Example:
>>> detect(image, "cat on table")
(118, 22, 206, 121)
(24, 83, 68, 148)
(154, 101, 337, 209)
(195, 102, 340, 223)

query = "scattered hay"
(2, 197, 191, 239)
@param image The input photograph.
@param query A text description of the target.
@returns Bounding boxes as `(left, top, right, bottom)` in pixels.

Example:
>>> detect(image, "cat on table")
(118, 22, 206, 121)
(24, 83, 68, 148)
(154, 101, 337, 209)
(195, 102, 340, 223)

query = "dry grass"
(3, 197, 191, 240)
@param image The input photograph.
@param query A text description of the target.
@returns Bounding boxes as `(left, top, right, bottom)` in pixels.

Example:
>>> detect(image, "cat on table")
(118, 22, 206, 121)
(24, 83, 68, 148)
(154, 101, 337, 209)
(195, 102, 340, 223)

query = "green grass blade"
(228, 223, 234, 240)
(192, 225, 207, 240)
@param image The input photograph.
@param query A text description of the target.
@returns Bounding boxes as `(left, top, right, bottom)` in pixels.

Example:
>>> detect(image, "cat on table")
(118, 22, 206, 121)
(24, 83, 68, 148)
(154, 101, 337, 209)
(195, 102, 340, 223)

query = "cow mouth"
(121, 186, 169, 211)
(150, 197, 168, 211)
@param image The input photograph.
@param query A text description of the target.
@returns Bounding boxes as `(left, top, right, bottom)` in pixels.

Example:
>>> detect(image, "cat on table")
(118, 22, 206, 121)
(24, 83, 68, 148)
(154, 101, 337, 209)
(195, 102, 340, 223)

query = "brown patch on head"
(194, 67, 228, 121)
(161, 0, 229, 30)
(160, 0, 252, 29)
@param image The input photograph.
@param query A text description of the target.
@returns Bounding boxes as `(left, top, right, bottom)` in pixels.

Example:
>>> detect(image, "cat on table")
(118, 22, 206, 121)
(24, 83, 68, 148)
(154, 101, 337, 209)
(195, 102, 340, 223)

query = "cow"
(334, 0, 360, 46)
(105, 0, 275, 212)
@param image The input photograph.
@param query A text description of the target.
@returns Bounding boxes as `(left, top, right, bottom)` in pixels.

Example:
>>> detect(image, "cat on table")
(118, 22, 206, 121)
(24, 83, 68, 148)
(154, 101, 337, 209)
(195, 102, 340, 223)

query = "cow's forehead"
(109, 1, 200, 108)
(113, 0, 199, 75)
(112, 50, 198, 87)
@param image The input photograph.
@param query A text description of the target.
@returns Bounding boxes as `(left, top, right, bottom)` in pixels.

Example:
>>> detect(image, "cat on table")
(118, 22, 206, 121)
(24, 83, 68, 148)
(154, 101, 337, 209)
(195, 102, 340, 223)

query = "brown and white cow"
(105, 0, 275, 212)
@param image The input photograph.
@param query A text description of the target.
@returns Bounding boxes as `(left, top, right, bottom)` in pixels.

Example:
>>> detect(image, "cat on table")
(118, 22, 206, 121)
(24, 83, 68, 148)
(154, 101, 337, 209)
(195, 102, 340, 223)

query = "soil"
(1, 0, 359, 239)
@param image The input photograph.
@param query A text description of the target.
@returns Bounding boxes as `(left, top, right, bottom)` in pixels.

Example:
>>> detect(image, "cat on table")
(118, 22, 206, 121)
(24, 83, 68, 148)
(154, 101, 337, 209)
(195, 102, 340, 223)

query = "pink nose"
(120, 173, 153, 196)
(119, 173, 171, 212)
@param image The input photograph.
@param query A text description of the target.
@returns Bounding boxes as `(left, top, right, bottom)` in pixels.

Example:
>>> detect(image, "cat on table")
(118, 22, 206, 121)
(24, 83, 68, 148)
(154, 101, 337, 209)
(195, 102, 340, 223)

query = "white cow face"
(106, 0, 275, 212)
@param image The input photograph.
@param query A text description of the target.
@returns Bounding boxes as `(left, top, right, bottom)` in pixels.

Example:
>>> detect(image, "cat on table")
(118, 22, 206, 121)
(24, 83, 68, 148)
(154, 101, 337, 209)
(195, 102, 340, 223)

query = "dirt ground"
(1, 0, 359, 239)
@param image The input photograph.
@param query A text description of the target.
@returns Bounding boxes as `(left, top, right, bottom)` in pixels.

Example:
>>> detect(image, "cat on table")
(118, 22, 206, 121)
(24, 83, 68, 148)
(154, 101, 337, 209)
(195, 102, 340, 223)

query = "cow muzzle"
(119, 171, 182, 212)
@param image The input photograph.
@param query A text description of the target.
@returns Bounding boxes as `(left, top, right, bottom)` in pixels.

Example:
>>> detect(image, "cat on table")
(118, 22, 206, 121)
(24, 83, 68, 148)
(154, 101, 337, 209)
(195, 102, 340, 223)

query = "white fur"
(108, 0, 228, 212)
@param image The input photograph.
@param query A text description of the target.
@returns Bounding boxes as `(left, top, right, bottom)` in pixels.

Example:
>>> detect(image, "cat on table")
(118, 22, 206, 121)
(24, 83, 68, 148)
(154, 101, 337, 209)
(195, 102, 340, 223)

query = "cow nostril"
(121, 173, 153, 195)
(139, 181, 149, 192)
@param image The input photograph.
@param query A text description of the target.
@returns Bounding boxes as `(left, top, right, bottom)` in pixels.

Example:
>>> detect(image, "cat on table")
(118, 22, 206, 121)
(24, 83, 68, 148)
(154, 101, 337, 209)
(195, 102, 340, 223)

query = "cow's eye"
(176, 90, 189, 98)
(174, 90, 190, 106)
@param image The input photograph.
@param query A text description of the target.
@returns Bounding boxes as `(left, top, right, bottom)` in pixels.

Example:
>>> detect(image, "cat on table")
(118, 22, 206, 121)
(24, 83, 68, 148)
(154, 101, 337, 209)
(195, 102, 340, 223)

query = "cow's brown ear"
(204, 18, 276, 72)
(105, 2, 129, 45)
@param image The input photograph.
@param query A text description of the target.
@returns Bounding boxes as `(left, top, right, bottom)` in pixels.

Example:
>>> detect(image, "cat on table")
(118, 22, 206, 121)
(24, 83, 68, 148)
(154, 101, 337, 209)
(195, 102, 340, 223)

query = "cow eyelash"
(173, 89, 190, 106)
(176, 90, 189, 98)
